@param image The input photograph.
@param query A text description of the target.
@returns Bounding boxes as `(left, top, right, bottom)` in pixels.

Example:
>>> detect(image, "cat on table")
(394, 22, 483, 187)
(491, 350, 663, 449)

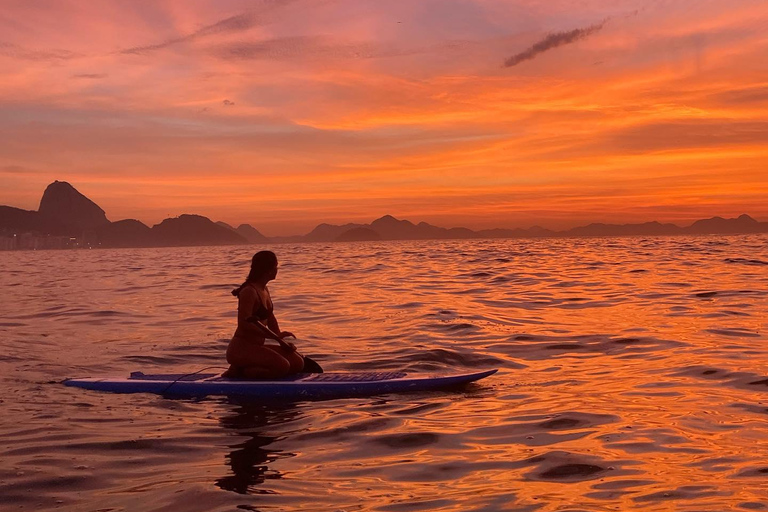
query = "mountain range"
(1, 181, 766, 249)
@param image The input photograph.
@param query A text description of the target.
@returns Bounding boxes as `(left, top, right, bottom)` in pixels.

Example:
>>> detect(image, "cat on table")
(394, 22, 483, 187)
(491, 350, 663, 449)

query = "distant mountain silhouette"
(1, 181, 767, 250)
(688, 214, 763, 234)
(566, 221, 682, 237)
(335, 227, 381, 242)
(315, 214, 767, 242)
(0, 205, 52, 233)
(216, 221, 268, 243)
(39, 180, 109, 230)
(151, 214, 247, 246)
(305, 222, 366, 242)
(0, 182, 249, 248)
(96, 219, 153, 247)
(235, 224, 269, 243)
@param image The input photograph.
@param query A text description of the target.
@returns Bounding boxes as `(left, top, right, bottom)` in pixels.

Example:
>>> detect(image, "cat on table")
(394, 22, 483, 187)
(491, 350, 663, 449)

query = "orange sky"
(1, 0, 767, 235)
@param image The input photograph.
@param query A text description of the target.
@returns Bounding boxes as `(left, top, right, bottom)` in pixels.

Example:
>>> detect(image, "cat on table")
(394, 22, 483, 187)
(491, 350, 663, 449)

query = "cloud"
(0, 41, 78, 61)
(120, 12, 261, 55)
(711, 86, 768, 105)
(72, 73, 108, 79)
(223, 99, 235, 106)
(504, 21, 606, 67)
(120, 2, 298, 55)
(1, 165, 36, 174)
(214, 36, 412, 61)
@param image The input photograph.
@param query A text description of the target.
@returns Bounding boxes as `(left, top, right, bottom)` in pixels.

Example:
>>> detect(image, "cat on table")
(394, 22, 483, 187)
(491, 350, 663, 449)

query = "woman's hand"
(277, 331, 296, 352)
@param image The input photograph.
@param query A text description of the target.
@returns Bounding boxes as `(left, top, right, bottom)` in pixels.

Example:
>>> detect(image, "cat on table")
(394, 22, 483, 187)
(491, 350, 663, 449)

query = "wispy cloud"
(72, 73, 108, 79)
(712, 86, 768, 105)
(214, 36, 412, 61)
(120, 12, 263, 55)
(120, 1, 298, 56)
(504, 21, 606, 67)
(0, 41, 78, 61)
(1, 165, 36, 174)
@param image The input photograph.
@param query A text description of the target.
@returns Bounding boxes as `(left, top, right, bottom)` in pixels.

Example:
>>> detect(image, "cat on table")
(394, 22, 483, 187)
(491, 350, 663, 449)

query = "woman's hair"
(232, 250, 278, 296)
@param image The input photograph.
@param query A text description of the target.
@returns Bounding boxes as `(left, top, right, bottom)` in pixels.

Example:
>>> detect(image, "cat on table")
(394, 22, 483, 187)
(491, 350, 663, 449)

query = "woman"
(224, 251, 305, 379)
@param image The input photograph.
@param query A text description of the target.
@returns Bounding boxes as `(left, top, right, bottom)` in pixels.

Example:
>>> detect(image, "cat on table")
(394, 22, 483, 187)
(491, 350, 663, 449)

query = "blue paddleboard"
(64, 369, 497, 398)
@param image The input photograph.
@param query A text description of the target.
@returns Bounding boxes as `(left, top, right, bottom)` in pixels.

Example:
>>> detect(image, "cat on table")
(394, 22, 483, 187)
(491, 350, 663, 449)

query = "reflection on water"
(216, 401, 300, 495)
(0, 235, 767, 511)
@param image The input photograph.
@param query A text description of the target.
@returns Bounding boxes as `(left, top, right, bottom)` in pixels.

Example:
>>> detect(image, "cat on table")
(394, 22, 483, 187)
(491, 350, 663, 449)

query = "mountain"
(322, 215, 478, 242)
(236, 224, 269, 243)
(565, 221, 682, 237)
(0, 206, 49, 234)
(335, 227, 381, 242)
(305, 222, 366, 242)
(306, 214, 768, 242)
(151, 214, 247, 246)
(96, 219, 154, 247)
(215, 221, 268, 243)
(0, 182, 252, 248)
(687, 214, 763, 234)
(2, 181, 767, 250)
(38, 181, 109, 230)
(370, 215, 420, 239)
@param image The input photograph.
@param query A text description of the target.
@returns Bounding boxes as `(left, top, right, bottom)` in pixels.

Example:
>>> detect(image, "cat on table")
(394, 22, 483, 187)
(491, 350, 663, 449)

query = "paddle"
(301, 355, 323, 374)
(247, 316, 323, 373)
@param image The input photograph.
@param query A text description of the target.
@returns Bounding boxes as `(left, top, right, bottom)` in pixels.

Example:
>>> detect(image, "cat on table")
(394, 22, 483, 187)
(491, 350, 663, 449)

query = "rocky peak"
(38, 181, 109, 230)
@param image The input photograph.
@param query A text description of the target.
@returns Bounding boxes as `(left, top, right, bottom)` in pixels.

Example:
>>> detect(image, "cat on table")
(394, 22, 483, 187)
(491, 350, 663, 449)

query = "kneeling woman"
(225, 251, 304, 379)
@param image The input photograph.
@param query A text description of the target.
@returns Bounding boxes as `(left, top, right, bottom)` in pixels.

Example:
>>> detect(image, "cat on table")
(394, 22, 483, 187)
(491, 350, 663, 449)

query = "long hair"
(232, 251, 278, 297)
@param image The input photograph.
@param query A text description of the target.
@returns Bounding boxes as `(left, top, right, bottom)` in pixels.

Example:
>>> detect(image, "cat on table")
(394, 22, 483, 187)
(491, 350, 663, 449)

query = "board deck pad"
(64, 369, 498, 399)
(128, 371, 409, 382)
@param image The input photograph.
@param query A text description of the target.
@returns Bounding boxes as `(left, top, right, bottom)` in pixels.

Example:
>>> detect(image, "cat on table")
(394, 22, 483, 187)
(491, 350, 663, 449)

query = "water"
(1, 236, 767, 511)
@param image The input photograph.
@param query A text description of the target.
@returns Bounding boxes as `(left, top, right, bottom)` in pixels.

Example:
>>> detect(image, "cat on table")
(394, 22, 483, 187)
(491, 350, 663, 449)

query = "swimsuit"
(248, 284, 273, 322)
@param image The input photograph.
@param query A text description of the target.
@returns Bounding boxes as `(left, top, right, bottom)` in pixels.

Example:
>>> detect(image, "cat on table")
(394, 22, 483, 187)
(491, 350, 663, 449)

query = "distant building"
(0, 235, 17, 250)
(0, 233, 79, 250)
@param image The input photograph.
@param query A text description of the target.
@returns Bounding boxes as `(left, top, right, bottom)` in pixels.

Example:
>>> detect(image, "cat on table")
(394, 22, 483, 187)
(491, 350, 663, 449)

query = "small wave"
(706, 328, 761, 338)
(485, 334, 687, 361)
(521, 450, 634, 483)
(672, 365, 768, 392)
(632, 485, 727, 504)
(724, 258, 768, 266)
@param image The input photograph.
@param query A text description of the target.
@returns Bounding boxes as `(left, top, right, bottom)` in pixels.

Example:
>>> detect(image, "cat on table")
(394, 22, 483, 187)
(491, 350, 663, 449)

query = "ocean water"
(1, 235, 767, 511)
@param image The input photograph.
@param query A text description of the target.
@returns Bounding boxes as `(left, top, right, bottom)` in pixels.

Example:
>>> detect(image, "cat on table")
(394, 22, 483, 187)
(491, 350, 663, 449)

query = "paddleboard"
(64, 369, 497, 399)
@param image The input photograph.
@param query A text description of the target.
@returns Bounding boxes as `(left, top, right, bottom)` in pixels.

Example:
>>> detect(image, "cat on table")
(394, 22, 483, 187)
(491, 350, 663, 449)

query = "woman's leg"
(263, 345, 305, 373)
(227, 341, 292, 379)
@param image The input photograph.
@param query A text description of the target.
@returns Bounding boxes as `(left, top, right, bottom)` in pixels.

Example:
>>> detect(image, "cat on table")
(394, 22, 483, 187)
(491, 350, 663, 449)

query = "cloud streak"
(72, 73, 108, 79)
(214, 36, 413, 61)
(120, 12, 262, 55)
(504, 21, 606, 67)
(120, 1, 299, 55)
(0, 41, 79, 61)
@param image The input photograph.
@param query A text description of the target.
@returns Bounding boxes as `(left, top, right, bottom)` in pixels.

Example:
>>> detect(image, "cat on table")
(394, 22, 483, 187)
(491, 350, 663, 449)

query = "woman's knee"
(260, 351, 291, 373)
(288, 353, 304, 373)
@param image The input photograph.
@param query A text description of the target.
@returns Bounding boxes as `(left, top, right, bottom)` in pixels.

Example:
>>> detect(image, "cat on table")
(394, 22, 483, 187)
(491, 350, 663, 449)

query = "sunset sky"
(1, 0, 767, 235)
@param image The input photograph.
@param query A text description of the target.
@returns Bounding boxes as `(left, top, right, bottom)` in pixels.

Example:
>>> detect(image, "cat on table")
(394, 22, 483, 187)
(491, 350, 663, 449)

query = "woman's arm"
(268, 312, 295, 339)
(252, 317, 296, 352)
(265, 289, 294, 340)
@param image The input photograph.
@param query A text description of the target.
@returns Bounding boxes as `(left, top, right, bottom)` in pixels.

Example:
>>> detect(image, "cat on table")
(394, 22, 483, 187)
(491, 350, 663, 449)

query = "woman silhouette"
(224, 251, 305, 379)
